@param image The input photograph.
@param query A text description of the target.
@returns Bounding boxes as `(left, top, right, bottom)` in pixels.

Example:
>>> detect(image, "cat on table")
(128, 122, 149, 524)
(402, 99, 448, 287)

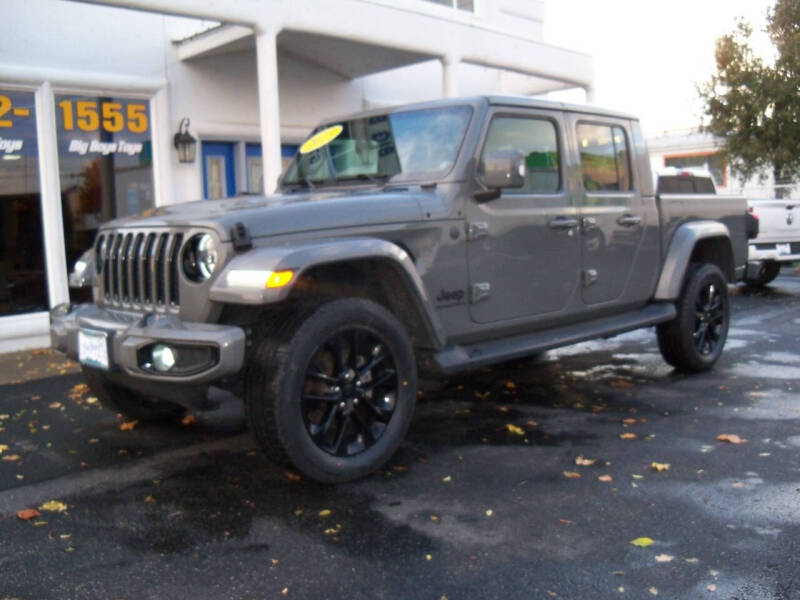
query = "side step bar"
(434, 303, 677, 375)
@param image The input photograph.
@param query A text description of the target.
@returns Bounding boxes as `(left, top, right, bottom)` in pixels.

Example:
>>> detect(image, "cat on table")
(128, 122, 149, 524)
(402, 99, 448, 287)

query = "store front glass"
(0, 89, 47, 317)
(55, 94, 155, 302)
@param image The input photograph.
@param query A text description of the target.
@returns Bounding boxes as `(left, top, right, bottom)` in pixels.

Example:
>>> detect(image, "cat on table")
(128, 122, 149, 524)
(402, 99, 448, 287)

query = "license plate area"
(78, 329, 109, 370)
(777, 243, 791, 256)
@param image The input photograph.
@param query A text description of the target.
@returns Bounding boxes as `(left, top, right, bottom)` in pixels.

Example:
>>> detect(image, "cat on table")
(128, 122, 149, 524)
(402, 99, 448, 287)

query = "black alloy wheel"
(245, 298, 417, 483)
(302, 327, 399, 457)
(657, 263, 730, 372)
(693, 281, 725, 357)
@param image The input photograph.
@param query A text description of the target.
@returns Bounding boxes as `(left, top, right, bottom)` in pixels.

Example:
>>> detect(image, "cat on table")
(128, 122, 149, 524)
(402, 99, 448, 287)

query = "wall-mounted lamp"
(173, 117, 197, 163)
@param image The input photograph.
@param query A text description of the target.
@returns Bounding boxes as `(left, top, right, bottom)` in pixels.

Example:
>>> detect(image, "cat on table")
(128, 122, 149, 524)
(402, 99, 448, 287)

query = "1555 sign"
(58, 98, 148, 134)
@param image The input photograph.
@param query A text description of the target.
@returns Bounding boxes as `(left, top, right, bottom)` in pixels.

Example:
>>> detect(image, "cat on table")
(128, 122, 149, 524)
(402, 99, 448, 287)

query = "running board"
(434, 303, 676, 375)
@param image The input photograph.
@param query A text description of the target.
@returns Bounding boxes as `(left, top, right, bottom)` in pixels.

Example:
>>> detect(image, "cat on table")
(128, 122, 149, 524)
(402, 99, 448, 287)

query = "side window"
(481, 116, 561, 194)
(577, 123, 631, 192)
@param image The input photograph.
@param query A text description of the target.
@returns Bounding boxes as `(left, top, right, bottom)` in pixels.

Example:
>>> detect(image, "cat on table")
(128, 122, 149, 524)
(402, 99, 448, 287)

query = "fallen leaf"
(16, 508, 40, 520)
(563, 471, 581, 479)
(145, 495, 156, 503)
(505, 424, 525, 436)
(707, 584, 716, 592)
(425, 554, 433, 561)
(181, 414, 198, 426)
(630, 537, 654, 547)
(558, 519, 572, 524)
(632, 474, 644, 479)
(39, 500, 68, 513)
(598, 474, 613, 482)
(619, 433, 638, 440)
(430, 515, 439, 522)
(684, 557, 700, 564)
(318, 509, 331, 517)
(610, 379, 634, 388)
(575, 456, 597, 467)
(651, 462, 670, 472)
(2, 454, 20, 462)
(393, 465, 408, 472)
(649, 587, 659, 596)
(442, 475, 452, 483)
(485, 509, 493, 517)
(717, 433, 747, 444)
(732, 481, 744, 488)
(285, 472, 302, 482)
(281, 588, 288, 595)
(622, 418, 637, 425)
(655, 554, 674, 563)
(119, 420, 139, 431)
(271, 558, 279, 565)
(505, 381, 517, 390)
(48, 402, 62, 409)
(0, 444, 8, 454)
(85, 396, 98, 405)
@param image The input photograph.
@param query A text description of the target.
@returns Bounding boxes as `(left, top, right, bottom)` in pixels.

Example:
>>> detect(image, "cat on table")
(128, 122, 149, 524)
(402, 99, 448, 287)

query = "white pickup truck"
(746, 198, 799, 286)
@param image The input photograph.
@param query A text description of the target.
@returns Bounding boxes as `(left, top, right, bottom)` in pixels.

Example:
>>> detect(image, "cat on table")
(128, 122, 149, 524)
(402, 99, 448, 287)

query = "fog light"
(151, 344, 177, 372)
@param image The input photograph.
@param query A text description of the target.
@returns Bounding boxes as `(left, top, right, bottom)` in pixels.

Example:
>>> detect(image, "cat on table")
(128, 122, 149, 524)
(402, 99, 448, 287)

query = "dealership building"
(0, 0, 593, 352)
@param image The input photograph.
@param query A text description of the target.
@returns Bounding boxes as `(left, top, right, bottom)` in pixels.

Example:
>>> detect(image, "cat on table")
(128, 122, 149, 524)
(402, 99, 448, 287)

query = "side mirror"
(474, 150, 525, 201)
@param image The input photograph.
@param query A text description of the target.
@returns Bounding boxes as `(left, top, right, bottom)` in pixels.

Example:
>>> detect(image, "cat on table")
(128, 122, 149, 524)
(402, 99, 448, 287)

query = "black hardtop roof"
(321, 95, 638, 126)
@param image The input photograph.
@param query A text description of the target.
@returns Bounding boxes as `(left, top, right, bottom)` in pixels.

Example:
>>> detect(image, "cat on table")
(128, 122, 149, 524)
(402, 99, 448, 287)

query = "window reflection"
(55, 95, 155, 302)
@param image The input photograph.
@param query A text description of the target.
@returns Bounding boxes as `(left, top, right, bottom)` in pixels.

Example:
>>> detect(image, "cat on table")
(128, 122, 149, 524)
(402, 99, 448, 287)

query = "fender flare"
(209, 237, 446, 347)
(654, 221, 731, 301)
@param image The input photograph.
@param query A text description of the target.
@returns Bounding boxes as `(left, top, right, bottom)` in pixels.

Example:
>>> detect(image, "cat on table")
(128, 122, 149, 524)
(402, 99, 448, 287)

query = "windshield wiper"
(333, 174, 390, 186)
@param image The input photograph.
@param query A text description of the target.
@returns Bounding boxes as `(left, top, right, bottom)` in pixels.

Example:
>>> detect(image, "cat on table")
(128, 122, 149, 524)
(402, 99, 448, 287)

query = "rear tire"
(744, 260, 780, 287)
(245, 298, 417, 483)
(82, 367, 186, 421)
(657, 263, 730, 372)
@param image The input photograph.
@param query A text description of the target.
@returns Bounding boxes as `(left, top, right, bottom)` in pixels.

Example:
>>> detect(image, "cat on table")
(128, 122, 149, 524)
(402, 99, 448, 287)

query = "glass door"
(0, 88, 47, 317)
(202, 141, 235, 199)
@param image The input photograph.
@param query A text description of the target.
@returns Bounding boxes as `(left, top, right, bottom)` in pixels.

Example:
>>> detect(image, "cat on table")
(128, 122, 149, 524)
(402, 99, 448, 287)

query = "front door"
(202, 141, 235, 199)
(569, 118, 647, 305)
(467, 109, 581, 324)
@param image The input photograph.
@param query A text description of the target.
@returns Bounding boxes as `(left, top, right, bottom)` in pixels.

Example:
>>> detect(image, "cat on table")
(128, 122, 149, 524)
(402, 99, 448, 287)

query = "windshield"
(282, 105, 473, 187)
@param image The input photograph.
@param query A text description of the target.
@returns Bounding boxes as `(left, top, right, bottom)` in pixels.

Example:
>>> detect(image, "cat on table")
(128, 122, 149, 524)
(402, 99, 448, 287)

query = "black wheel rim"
(301, 327, 399, 457)
(694, 282, 725, 356)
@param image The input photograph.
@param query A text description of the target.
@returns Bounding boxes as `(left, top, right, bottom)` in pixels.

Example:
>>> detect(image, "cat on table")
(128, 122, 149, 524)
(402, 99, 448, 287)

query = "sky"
(544, 0, 776, 135)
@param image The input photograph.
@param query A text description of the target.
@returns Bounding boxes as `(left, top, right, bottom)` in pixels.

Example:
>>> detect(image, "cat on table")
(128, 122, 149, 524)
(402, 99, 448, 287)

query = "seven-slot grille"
(95, 230, 184, 312)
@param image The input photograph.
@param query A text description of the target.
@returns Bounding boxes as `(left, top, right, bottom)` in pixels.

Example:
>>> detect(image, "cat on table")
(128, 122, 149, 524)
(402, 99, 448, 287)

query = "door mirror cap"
(477, 150, 526, 192)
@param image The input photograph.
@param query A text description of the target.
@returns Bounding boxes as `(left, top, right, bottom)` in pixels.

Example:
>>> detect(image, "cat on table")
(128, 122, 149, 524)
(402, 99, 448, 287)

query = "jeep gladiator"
(52, 96, 748, 482)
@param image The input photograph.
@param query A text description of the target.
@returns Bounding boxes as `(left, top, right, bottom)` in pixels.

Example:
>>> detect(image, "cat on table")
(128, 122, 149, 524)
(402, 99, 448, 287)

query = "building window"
(481, 116, 561, 194)
(664, 153, 726, 188)
(0, 89, 47, 317)
(423, 0, 475, 12)
(577, 123, 631, 192)
(55, 94, 154, 302)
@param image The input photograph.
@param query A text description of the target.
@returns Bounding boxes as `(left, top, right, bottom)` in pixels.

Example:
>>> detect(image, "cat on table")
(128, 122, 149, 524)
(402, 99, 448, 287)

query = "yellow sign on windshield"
(299, 125, 343, 155)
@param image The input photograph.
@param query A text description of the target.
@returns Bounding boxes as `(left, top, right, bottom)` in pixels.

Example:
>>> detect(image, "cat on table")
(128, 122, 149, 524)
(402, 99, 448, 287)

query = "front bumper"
(50, 303, 246, 384)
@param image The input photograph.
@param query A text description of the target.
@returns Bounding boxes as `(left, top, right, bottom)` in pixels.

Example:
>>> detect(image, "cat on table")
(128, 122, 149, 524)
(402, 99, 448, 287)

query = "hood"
(102, 188, 431, 241)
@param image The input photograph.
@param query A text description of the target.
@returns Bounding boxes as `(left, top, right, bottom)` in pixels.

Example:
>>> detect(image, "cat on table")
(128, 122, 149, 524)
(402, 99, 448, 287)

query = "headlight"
(182, 233, 218, 282)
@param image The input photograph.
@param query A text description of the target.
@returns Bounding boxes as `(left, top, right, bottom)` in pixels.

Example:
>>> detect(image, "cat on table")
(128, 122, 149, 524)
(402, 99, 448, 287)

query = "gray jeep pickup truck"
(51, 96, 748, 483)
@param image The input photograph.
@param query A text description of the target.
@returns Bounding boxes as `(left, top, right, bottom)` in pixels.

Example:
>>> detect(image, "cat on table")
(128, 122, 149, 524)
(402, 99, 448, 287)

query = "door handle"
(549, 217, 579, 230)
(617, 214, 642, 227)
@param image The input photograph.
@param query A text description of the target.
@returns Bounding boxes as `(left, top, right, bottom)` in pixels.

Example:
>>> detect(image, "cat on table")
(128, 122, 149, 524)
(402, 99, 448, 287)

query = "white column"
(35, 81, 70, 309)
(584, 84, 595, 104)
(255, 29, 282, 194)
(441, 55, 460, 98)
(150, 86, 174, 206)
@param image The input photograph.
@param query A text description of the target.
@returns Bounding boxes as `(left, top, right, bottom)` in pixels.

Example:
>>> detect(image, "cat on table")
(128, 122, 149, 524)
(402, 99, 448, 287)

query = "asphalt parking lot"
(1, 277, 800, 600)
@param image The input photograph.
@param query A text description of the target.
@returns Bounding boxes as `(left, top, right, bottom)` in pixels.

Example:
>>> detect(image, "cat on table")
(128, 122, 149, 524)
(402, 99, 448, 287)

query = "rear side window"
(694, 177, 715, 193)
(657, 176, 694, 194)
(577, 123, 631, 192)
(481, 116, 561, 194)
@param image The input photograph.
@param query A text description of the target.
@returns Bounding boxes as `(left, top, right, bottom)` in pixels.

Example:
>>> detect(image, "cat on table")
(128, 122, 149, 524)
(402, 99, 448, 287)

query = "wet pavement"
(1, 277, 800, 599)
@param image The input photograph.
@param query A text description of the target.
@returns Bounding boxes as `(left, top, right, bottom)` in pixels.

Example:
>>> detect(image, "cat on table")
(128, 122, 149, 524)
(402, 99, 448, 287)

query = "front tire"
(82, 367, 186, 421)
(245, 298, 417, 483)
(657, 263, 730, 372)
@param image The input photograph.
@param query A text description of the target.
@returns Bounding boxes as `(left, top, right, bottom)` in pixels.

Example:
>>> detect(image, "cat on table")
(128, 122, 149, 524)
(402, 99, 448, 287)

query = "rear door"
(568, 117, 649, 306)
(751, 199, 799, 247)
(466, 108, 581, 323)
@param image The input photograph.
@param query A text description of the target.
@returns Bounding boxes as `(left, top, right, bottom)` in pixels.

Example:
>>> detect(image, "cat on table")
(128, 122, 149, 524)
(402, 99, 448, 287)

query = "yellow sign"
(299, 125, 343, 155)
(57, 99, 148, 134)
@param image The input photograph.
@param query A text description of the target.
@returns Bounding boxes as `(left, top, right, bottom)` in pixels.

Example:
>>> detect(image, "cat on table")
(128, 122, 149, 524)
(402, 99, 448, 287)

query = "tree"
(698, 0, 800, 197)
